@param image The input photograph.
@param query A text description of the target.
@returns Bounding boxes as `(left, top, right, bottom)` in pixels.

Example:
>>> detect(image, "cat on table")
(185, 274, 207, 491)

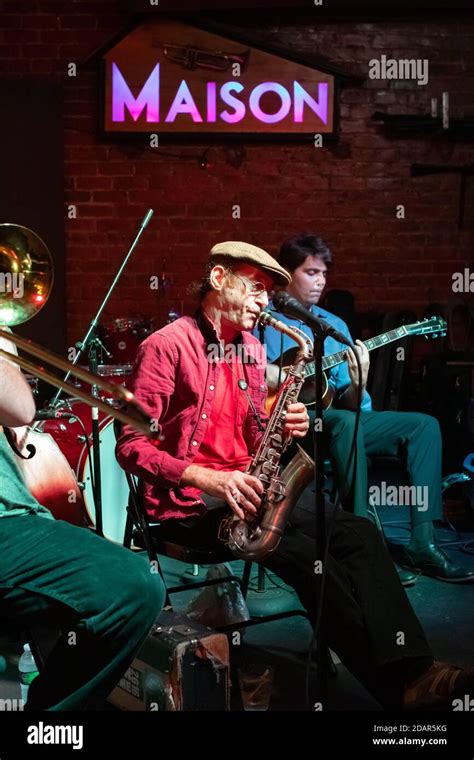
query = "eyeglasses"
(231, 272, 269, 297)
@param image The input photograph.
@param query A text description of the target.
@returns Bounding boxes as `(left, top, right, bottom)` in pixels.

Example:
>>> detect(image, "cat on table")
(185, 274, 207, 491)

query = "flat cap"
(209, 241, 291, 286)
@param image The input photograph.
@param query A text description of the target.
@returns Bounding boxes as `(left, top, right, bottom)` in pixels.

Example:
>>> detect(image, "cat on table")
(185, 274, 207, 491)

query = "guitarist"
(259, 233, 473, 584)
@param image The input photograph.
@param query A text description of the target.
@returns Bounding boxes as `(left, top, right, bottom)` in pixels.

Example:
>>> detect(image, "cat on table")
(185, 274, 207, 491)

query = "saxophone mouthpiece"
(257, 310, 283, 331)
(257, 311, 312, 359)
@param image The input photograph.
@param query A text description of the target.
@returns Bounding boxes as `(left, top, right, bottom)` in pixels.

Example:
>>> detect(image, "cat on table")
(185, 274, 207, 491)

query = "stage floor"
(0, 505, 473, 711)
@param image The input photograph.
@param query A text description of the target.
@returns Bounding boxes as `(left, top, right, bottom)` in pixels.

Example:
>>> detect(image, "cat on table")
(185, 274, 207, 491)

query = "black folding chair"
(120, 466, 311, 635)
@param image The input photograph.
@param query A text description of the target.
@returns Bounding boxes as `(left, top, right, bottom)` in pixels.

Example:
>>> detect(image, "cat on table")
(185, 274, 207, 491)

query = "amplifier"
(108, 611, 230, 711)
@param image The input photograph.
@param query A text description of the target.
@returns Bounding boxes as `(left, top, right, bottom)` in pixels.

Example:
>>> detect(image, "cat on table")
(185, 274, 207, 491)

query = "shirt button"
(209, 384, 215, 391)
(202, 413, 207, 419)
(192, 440, 198, 447)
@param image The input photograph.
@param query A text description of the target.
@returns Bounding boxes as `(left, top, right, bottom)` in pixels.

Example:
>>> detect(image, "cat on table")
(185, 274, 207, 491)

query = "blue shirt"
(254, 301, 372, 411)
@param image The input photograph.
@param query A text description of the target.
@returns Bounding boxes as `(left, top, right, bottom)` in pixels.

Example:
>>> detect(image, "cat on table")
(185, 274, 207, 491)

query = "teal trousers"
(0, 514, 165, 710)
(304, 409, 443, 525)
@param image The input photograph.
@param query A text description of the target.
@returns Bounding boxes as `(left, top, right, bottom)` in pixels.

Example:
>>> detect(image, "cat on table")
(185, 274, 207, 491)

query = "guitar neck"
(304, 325, 409, 379)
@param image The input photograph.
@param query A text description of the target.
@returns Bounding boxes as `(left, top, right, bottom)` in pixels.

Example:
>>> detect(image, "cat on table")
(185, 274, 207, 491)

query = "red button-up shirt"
(193, 359, 251, 471)
(115, 311, 268, 520)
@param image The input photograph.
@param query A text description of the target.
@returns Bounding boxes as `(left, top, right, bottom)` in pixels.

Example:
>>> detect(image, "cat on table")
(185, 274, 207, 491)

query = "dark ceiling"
(123, 0, 474, 17)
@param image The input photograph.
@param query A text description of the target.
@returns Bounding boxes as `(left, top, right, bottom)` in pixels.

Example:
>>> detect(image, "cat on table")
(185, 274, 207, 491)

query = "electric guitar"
(265, 316, 447, 411)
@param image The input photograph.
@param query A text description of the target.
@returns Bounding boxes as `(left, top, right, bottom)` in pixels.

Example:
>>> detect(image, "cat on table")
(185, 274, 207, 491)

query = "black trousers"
(159, 493, 434, 709)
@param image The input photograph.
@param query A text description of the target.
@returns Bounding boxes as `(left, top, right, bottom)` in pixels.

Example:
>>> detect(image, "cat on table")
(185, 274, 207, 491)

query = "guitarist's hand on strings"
(345, 340, 370, 390)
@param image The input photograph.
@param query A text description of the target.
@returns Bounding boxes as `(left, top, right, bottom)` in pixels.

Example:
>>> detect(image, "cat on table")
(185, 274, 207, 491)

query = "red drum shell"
(38, 397, 129, 542)
(99, 318, 153, 364)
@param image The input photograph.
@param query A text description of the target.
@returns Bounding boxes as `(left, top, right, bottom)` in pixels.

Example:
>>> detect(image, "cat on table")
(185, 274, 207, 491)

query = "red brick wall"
(1, 1, 473, 348)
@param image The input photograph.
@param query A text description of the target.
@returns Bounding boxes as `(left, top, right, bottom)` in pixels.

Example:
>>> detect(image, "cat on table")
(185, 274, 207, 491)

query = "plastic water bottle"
(18, 644, 39, 703)
(144, 672, 168, 711)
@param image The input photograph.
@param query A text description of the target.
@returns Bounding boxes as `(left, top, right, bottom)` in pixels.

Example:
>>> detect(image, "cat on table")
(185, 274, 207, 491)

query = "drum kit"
(0, 218, 166, 544)
(37, 322, 149, 544)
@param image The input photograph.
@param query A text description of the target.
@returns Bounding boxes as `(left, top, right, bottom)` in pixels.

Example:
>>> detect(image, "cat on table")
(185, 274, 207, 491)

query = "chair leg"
(215, 608, 311, 633)
(167, 574, 243, 596)
(123, 509, 134, 549)
(241, 561, 252, 598)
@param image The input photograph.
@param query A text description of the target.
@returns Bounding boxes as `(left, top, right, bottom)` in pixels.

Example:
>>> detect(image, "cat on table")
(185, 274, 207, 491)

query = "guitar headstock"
(406, 316, 447, 340)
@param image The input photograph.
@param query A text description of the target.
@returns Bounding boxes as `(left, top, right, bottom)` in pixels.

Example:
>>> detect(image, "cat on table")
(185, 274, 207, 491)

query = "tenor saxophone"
(219, 312, 314, 561)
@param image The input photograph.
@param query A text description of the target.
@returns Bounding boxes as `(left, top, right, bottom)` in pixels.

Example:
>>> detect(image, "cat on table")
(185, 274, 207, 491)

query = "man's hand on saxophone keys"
(223, 471, 264, 519)
(180, 464, 263, 520)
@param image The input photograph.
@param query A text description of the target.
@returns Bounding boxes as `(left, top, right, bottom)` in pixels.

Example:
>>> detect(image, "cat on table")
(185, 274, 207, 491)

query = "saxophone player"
(116, 241, 474, 710)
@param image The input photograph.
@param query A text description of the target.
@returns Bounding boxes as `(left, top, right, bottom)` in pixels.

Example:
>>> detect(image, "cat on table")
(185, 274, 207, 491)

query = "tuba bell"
(0, 223, 53, 326)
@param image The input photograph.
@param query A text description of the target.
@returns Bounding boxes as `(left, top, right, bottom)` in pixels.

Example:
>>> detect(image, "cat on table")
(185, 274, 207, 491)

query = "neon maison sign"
(111, 62, 329, 126)
(102, 19, 336, 136)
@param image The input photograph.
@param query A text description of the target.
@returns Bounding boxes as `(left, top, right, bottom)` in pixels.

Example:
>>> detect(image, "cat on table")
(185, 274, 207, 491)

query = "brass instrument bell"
(0, 223, 53, 326)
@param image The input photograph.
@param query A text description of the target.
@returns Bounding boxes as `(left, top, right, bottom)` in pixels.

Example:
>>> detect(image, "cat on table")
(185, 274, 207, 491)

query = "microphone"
(33, 409, 72, 421)
(272, 292, 354, 347)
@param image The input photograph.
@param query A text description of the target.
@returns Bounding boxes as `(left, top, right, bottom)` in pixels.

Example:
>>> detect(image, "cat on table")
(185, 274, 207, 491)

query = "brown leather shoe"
(403, 661, 474, 710)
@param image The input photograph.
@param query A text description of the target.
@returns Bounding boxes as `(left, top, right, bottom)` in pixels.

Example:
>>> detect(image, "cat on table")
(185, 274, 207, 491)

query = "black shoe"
(401, 544, 474, 583)
(396, 566, 417, 587)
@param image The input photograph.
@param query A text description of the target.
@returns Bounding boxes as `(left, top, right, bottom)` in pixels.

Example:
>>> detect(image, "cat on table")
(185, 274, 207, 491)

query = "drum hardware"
(76, 364, 133, 409)
(46, 209, 154, 538)
(26, 374, 39, 396)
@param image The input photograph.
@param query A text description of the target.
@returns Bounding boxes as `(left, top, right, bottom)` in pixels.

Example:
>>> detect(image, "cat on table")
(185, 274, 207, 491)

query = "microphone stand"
(311, 322, 330, 707)
(50, 209, 154, 537)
